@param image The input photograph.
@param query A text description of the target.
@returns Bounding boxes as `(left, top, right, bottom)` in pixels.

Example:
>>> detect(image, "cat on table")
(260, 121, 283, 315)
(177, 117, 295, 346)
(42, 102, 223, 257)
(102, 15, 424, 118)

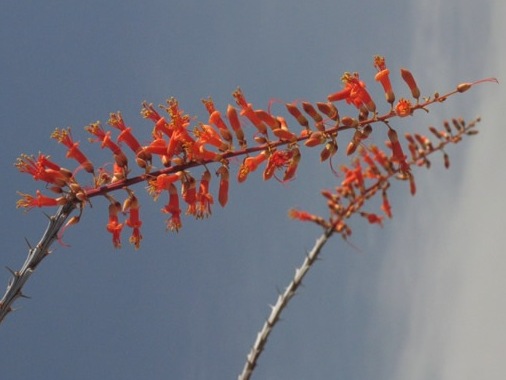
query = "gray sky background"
(1, 1, 504, 379)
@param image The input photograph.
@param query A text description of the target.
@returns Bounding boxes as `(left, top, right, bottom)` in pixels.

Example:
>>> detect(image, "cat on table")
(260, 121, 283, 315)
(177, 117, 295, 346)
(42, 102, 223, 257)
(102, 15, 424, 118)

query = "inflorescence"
(15, 56, 496, 249)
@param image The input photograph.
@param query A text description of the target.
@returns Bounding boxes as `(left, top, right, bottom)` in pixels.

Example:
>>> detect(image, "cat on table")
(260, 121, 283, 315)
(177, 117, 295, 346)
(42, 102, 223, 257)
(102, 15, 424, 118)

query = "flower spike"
(51, 128, 94, 173)
(13, 56, 494, 250)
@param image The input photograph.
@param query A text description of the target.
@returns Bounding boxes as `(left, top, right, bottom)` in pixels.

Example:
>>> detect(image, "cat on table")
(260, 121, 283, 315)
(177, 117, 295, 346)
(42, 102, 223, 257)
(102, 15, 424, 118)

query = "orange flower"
(285, 102, 309, 129)
(381, 190, 392, 218)
(216, 164, 229, 207)
(16, 190, 65, 209)
(373, 56, 395, 104)
(147, 172, 181, 199)
(141, 101, 173, 138)
(400, 68, 420, 100)
(106, 200, 123, 248)
(85, 122, 128, 168)
(194, 124, 228, 151)
(387, 128, 410, 173)
(161, 183, 182, 232)
(144, 137, 169, 156)
(232, 88, 267, 134)
(196, 170, 214, 218)
(328, 72, 376, 113)
(263, 150, 292, 180)
(202, 97, 233, 144)
(360, 212, 383, 227)
(316, 102, 339, 122)
(288, 209, 317, 222)
(226, 105, 246, 148)
(283, 147, 300, 181)
(123, 191, 142, 249)
(395, 98, 412, 117)
(288, 209, 327, 228)
(181, 174, 197, 216)
(51, 128, 94, 173)
(16, 153, 72, 187)
(237, 151, 268, 183)
(375, 69, 395, 105)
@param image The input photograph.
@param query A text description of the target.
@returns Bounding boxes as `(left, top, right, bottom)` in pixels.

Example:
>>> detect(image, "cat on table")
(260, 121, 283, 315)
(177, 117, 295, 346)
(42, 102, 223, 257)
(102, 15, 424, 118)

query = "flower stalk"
(1, 56, 498, 380)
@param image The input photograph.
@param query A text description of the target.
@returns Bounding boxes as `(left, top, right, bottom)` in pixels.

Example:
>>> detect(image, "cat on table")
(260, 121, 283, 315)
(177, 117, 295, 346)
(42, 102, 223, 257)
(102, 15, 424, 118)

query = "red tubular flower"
(302, 102, 323, 124)
(328, 84, 352, 102)
(255, 109, 281, 131)
(108, 112, 152, 170)
(123, 191, 142, 249)
(328, 72, 376, 113)
(270, 116, 297, 142)
(237, 151, 268, 183)
(147, 172, 182, 199)
(141, 101, 163, 123)
(387, 129, 410, 173)
(16, 153, 72, 187)
(226, 104, 246, 148)
(194, 124, 229, 151)
(161, 183, 182, 232)
(16, 190, 66, 209)
(316, 102, 339, 122)
(181, 173, 197, 216)
(196, 170, 214, 218)
(232, 88, 268, 134)
(51, 128, 94, 173)
(340, 164, 356, 189)
(381, 190, 392, 218)
(108, 112, 142, 152)
(263, 150, 292, 180)
(288, 209, 318, 222)
(400, 68, 420, 101)
(353, 160, 365, 193)
(374, 56, 395, 105)
(320, 140, 338, 162)
(85, 122, 128, 168)
(408, 173, 416, 195)
(202, 97, 233, 144)
(285, 102, 309, 129)
(144, 137, 169, 156)
(141, 101, 173, 137)
(288, 209, 327, 228)
(188, 141, 222, 162)
(304, 131, 326, 147)
(359, 148, 380, 178)
(216, 164, 229, 207)
(106, 200, 123, 248)
(283, 147, 300, 181)
(360, 212, 383, 227)
(370, 145, 392, 173)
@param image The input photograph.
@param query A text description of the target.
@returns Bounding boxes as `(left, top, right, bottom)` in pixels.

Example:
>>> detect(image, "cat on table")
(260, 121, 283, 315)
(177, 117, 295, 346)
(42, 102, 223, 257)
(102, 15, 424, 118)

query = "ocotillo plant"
(0, 55, 496, 379)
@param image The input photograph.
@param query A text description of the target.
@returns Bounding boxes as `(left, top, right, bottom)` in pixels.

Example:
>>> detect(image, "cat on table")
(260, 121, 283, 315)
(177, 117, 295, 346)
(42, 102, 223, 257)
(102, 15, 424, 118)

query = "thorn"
(24, 237, 33, 249)
(5, 266, 18, 277)
(42, 211, 52, 221)
(19, 292, 31, 299)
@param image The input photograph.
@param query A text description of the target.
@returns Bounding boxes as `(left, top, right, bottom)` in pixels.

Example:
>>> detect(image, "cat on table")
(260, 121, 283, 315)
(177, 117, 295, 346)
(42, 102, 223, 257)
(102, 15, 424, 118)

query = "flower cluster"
(14, 56, 496, 249)
(290, 117, 482, 237)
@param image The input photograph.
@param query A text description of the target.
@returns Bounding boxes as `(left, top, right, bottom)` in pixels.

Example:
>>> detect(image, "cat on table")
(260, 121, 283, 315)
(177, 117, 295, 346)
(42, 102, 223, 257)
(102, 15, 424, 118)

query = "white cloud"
(376, 0, 506, 379)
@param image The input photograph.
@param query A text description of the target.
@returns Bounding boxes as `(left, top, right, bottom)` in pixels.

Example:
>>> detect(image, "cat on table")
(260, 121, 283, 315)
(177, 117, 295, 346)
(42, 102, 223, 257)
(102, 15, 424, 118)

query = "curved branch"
(238, 227, 334, 380)
(0, 202, 77, 324)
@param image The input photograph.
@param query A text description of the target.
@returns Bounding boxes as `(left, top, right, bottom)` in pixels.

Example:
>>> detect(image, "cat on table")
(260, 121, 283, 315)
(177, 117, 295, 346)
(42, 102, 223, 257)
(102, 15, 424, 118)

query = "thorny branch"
(0, 54, 498, 380)
(237, 116, 483, 379)
(0, 202, 76, 324)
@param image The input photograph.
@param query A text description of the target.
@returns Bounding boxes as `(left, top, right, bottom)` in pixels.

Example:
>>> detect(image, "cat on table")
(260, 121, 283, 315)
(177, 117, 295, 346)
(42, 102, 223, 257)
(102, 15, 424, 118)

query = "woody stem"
(0, 201, 77, 324)
(237, 227, 335, 380)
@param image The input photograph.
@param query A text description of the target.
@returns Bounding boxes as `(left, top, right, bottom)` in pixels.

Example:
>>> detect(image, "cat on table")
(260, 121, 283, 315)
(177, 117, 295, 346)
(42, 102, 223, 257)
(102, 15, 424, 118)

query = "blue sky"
(1, 1, 504, 379)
